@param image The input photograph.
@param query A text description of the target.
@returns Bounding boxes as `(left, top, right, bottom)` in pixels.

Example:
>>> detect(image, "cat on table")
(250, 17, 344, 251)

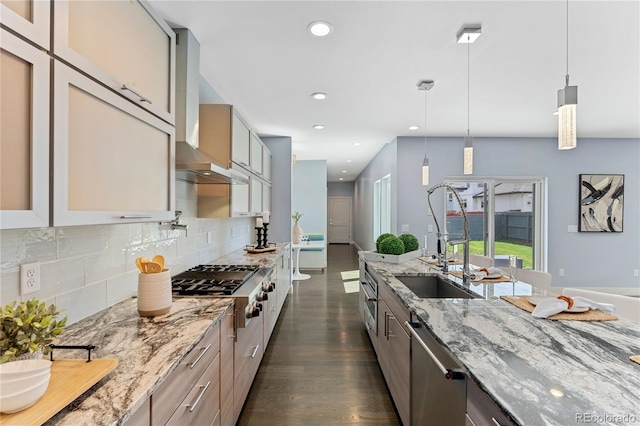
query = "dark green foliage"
(398, 234, 419, 253)
(378, 235, 405, 255)
(375, 233, 394, 252)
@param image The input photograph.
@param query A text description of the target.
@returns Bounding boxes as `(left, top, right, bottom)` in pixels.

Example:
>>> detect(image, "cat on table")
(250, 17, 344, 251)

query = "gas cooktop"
(171, 264, 259, 296)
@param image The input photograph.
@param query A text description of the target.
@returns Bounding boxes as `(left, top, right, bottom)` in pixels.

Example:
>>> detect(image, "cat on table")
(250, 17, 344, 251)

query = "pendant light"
(417, 80, 434, 186)
(557, 0, 578, 150)
(457, 26, 481, 175)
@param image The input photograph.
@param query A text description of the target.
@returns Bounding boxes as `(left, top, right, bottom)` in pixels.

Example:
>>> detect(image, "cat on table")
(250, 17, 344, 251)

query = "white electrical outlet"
(207, 231, 213, 244)
(428, 225, 433, 233)
(231, 227, 236, 237)
(401, 224, 409, 232)
(20, 262, 41, 295)
(559, 269, 565, 277)
(634, 269, 639, 277)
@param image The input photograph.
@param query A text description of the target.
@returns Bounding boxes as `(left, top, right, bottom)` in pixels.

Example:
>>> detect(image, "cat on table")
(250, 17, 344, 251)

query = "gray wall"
(328, 182, 355, 197)
(292, 160, 327, 237)
(262, 137, 292, 243)
(355, 137, 640, 290)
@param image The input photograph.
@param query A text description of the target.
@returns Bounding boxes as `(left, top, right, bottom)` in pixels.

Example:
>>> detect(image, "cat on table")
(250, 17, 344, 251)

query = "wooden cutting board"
(1, 358, 118, 425)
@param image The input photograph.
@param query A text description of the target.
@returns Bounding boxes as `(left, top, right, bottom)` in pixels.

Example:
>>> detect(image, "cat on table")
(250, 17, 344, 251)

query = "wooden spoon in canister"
(135, 257, 146, 273)
(152, 255, 165, 270)
(145, 262, 163, 273)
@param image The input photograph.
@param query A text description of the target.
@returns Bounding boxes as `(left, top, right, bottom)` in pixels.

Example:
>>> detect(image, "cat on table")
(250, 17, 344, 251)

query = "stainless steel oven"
(359, 266, 377, 336)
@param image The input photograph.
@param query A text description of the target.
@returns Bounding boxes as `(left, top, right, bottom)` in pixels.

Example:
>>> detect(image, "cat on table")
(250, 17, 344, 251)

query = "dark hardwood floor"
(237, 244, 401, 425)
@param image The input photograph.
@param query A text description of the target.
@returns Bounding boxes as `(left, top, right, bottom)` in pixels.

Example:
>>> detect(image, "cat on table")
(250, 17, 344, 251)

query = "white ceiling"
(150, 1, 640, 182)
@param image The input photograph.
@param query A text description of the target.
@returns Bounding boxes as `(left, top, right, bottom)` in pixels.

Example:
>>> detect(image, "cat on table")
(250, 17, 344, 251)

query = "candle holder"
(254, 227, 264, 249)
(261, 223, 269, 248)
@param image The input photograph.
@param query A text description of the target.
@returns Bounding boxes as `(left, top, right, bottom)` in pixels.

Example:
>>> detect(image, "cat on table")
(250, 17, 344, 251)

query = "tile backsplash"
(0, 180, 252, 324)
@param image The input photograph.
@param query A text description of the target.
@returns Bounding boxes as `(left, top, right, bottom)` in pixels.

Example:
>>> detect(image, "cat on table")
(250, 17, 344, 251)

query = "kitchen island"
(365, 257, 640, 425)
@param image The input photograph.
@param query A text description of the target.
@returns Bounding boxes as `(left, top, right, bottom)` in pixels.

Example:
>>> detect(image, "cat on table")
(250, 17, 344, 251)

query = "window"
(373, 174, 391, 241)
(444, 177, 547, 271)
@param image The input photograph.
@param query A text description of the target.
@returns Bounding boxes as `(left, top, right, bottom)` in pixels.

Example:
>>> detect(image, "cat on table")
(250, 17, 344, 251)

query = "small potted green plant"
(0, 298, 67, 364)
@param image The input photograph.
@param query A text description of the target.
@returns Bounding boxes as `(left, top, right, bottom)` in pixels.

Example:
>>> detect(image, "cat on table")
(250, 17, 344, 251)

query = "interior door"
(328, 197, 351, 244)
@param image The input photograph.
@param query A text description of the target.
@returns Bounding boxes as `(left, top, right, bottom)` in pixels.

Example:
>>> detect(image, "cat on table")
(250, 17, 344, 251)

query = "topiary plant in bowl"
(375, 233, 395, 252)
(0, 298, 67, 363)
(378, 235, 405, 255)
(398, 234, 419, 253)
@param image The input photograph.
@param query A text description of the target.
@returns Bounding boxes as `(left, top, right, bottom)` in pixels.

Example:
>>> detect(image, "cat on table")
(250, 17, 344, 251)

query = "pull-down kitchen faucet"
(427, 183, 471, 285)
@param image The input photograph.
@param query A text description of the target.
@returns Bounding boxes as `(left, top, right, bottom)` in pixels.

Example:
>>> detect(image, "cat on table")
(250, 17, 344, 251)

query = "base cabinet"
(466, 378, 513, 426)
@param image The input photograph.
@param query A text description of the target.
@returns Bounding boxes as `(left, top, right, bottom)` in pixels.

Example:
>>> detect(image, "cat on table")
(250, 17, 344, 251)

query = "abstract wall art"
(579, 174, 624, 232)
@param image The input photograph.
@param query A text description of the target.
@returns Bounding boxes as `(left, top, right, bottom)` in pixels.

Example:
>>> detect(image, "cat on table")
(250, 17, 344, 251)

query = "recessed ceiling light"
(311, 92, 327, 100)
(313, 124, 325, 130)
(308, 21, 333, 37)
(352, 142, 360, 146)
(339, 178, 344, 181)
(409, 125, 419, 130)
(346, 159, 352, 163)
(342, 170, 348, 173)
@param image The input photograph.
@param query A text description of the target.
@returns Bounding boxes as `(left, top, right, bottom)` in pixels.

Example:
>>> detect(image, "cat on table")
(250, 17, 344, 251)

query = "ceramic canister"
(137, 269, 172, 317)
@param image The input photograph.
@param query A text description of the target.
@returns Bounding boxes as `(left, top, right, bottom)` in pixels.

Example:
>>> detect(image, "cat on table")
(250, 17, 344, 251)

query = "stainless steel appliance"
(172, 264, 275, 328)
(405, 317, 466, 425)
(359, 267, 377, 335)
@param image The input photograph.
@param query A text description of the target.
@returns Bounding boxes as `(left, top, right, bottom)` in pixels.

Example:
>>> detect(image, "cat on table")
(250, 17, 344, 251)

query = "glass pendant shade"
(557, 85, 578, 150)
(463, 137, 473, 175)
(422, 156, 429, 186)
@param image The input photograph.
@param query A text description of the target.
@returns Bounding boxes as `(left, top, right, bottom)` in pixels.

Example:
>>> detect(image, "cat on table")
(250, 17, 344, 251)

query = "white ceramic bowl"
(0, 359, 51, 379)
(0, 370, 50, 388)
(0, 375, 50, 413)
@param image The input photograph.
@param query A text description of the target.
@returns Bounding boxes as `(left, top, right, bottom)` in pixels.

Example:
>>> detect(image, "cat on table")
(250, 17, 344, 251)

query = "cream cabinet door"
(52, 0, 175, 124)
(262, 183, 271, 214)
(250, 177, 262, 214)
(0, 29, 49, 229)
(53, 61, 174, 226)
(231, 183, 250, 217)
(250, 132, 263, 176)
(0, 0, 50, 49)
(262, 145, 272, 183)
(232, 112, 250, 170)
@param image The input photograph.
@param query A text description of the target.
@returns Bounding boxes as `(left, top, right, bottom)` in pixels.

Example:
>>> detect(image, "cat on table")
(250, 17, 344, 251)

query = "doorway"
(328, 197, 352, 244)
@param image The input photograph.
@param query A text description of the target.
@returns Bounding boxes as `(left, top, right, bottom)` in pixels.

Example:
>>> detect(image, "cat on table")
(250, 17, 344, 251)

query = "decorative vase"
(292, 221, 303, 244)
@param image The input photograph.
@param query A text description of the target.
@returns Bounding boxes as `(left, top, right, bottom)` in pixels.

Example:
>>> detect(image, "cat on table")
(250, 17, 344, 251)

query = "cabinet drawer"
(52, 0, 175, 123)
(233, 342, 262, 420)
(122, 397, 150, 426)
(153, 322, 220, 425)
(467, 378, 513, 426)
(220, 307, 235, 426)
(378, 280, 410, 335)
(0, 29, 50, 229)
(52, 61, 174, 226)
(166, 352, 220, 426)
(234, 315, 263, 380)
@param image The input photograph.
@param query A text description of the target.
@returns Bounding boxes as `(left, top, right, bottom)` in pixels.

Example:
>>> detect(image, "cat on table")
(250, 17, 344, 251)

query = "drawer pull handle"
(250, 344, 260, 358)
(405, 321, 465, 380)
(491, 418, 502, 426)
(187, 381, 211, 412)
(189, 344, 211, 369)
(121, 84, 152, 104)
(119, 215, 152, 219)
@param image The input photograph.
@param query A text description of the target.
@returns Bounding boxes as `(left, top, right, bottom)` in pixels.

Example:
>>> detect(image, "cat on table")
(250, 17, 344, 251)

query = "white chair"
(469, 254, 494, 268)
(562, 288, 640, 324)
(512, 268, 552, 289)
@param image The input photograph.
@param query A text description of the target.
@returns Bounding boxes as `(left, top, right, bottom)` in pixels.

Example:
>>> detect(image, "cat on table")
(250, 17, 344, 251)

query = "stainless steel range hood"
(175, 141, 249, 184)
(174, 28, 247, 185)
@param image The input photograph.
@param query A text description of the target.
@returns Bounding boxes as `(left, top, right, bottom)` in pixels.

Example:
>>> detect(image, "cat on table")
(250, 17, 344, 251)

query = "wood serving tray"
(0, 358, 118, 425)
(244, 246, 277, 253)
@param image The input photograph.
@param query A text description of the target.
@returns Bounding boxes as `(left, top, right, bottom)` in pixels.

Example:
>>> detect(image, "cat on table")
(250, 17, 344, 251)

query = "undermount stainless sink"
(394, 274, 480, 299)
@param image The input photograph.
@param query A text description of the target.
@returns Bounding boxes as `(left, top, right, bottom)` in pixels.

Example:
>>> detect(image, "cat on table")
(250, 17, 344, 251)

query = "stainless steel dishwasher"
(405, 318, 467, 425)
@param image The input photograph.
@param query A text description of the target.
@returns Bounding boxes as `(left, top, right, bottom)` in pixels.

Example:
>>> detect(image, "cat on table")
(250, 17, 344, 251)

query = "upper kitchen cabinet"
(250, 132, 263, 176)
(0, 0, 50, 49)
(52, 0, 175, 124)
(262, 144, 272, 183)
(199, 104, 259, 174)
(52, 61, 175, 226)
(0, 29, 49, 229)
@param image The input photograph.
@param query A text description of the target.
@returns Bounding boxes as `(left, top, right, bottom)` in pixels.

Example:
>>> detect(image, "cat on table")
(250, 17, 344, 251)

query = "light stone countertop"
(46, 243, 289, 425)
(46, 297, 233, 426)
(365, 257, 640, 425)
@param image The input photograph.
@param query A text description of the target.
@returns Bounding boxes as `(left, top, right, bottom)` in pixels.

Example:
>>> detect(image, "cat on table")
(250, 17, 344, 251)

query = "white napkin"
(469, 267, 504, 281)
(531, 296, 616, 318)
